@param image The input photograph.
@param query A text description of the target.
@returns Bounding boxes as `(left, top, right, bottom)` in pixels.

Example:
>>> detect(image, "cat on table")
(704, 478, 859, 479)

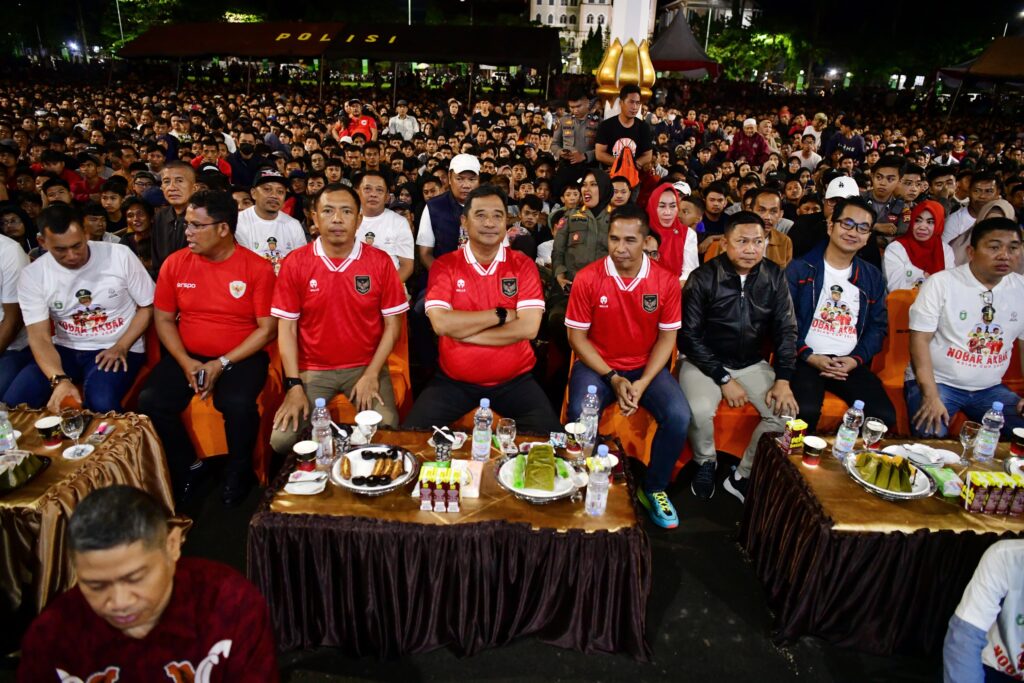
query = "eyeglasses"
(184, 221, 221, 232)
(836, 217, 872, 235)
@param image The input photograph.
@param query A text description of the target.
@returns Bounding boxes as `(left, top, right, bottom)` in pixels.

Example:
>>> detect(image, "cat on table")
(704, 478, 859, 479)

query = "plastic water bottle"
(580, 385, 601, 455)
(585, 445, 611, 516)
(471, 398, 493, 461)
(973, 401, 1005, 463)
(0, 405, 15, 453)
(311, 398, 334, 467)
(833, 400, 865, 460)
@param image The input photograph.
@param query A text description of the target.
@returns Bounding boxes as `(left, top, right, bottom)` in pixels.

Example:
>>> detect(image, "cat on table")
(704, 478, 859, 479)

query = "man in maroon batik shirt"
(18, 485, 278, 682)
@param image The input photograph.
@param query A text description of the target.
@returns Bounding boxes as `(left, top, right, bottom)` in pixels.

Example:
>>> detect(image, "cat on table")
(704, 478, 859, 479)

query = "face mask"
(667, 114, 677, 122)
(239, 143, 254, 155)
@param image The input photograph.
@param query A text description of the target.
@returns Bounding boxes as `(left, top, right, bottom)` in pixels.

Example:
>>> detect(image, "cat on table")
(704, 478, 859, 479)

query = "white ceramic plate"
(495, 457, 577, 503)
(62, 444, 95, 460)
(1006, 458, 1023, 477)
(331, 445, 418, 496)
(284, 479, 327, 495)
(845, 451, 936, 501)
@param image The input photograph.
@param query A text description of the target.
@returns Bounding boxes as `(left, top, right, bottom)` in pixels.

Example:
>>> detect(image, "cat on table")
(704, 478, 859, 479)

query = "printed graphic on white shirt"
(803, 264, 860, 356)
(951, 307, 1008, 368)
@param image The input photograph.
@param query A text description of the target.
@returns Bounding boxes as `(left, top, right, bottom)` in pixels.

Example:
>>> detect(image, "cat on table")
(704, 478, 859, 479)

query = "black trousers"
(791, 359, 897, 432)
(402, 371, 563, 435)
(138, 351, 269, 493)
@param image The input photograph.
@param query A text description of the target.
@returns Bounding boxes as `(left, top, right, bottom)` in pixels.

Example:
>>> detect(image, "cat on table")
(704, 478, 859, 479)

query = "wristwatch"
(218, 356, 233, 371)
(718, 373, 733, 386)
(284, 377, 304, 391)
(49, 373, 72, 388)
(495, 307, 508, 327)
(602, 370, 619, 385)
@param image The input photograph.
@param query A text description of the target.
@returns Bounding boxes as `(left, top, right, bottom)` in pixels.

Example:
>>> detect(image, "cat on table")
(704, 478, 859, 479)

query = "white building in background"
(529, 0, 657, 60)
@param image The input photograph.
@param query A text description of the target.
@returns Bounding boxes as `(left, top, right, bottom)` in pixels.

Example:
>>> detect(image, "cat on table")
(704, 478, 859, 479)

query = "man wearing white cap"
(727, 118, 769, 167)
(788, 175, 860, 259)
(415, 153, 481, 270)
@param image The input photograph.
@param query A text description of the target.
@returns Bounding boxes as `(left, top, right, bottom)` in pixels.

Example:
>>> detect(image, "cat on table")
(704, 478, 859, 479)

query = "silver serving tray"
(844, 450, 937, 502)
(331, 445, 419, 497)
(493, 455, 580, 505)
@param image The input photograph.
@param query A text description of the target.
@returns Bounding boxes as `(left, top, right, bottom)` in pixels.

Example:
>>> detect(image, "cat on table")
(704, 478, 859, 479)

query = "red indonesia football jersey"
(425, 244, 544, 386)
(272, 238, 409, 371)
(564, 255, 682, 370)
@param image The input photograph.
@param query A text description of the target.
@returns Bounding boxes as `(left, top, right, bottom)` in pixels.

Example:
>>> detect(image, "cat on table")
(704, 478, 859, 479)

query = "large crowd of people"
(1, 65, 1023, 681)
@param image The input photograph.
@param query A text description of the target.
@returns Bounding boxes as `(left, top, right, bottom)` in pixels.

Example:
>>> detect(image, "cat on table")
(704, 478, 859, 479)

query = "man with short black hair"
(235, 168, 306, 275)
(944, 171, 1002, 245)
(863, 156, 906, 243)
(139, 190, 276, 505)
(595, 85, 653, 169)
(786, 196, 897, 432)
(18, 485, 279, 680)
(388, 100, 420, 141)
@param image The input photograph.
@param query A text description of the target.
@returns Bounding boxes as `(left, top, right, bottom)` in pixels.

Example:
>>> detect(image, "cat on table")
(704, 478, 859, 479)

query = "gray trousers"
(679, 360, 785, 477)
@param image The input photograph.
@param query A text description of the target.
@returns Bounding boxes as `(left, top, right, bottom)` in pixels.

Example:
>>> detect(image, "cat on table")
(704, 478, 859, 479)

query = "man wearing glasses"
(908, 217, 1024, 438)
(785, 196, 897, 432)
(138, 190, 276, 506)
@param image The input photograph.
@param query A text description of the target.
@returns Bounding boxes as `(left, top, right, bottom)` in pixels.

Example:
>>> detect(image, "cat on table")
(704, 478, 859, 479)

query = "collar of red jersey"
(462, 242, 506, 276)
(604, 254, 650, 291)
(314, 236, 362, 271)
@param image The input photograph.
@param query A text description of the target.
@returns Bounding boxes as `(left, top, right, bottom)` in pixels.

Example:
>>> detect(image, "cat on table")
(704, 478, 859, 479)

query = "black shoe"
(722, 466, 749, 503)
(221, 473, 253, 507)
(691, 460, 716, 500)
(178, 460, 207, 503)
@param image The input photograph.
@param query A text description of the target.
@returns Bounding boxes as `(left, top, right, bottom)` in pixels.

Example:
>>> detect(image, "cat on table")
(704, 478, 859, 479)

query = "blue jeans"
(567, 361, 690, 493)
(2, 345, 145, 412)
(0, 347, 34, 399)
(904, 380, 1024, 438)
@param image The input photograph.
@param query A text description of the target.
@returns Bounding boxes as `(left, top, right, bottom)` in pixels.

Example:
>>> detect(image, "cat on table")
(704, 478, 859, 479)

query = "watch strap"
(49, 373, 72, 388)
(495, 307, 508, 327)
(284, 377, 304, 391)
(602, 370, 618, 384)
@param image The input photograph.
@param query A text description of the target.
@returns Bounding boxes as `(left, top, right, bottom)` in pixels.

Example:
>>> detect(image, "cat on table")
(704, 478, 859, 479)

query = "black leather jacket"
(681, 254, 798, 383)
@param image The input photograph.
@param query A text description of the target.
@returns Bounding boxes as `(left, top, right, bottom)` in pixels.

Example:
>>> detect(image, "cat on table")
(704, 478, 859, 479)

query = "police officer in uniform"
(551, 87, 600, 170)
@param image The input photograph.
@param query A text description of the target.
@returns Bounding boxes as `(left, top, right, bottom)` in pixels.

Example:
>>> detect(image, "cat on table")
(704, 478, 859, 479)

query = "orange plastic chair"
(872, 289, 917, 435)
(702, 238, 723, 261)
(327, 316, 413, 424)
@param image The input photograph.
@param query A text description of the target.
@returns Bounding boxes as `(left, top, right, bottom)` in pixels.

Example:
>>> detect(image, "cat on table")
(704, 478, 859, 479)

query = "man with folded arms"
(271, 183, 408, 454)
(680, 211, 799, 504)
(18, 485, 278, 681)
(908, 217, 1024, 438)
(564, 205, 689, 529)
(403, 185, 560, 432)
(139, 190, 276, 505)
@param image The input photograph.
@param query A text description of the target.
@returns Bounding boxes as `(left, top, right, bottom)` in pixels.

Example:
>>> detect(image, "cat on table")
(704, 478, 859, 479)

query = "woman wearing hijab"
(0, 205, 37, 254)
(645, 182, 698, 284)
(883, 199, 954, 291)
(948, 199, 1018, 268)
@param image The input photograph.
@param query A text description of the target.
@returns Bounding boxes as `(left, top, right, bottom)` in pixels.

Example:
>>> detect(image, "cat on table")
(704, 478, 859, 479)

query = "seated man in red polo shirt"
(138, 190, 276, 506)
(270, 183, 409, 453)
(403, 185, 561, 433)
(565, 205, 690, 529)
(18, 485, 278, 682)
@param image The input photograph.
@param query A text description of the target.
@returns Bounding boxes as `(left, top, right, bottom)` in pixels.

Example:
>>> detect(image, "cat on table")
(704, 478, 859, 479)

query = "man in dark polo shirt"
(403, 185, 561, 433)
(18, 485, 278, 681)
(151, 160, 195, 277)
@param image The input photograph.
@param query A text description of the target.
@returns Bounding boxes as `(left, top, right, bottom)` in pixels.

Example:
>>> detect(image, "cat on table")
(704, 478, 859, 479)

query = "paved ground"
(1, 455, 942, 682)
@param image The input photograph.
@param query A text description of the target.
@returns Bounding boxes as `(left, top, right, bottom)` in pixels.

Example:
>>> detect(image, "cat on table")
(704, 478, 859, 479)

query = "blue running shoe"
(637, 489, 679, 529)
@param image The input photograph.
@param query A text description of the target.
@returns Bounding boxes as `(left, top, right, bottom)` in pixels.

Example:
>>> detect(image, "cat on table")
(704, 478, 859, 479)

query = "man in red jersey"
(403, 185, 560, 433)
(564, 205, 690, 529)
(138, 190, 276, 506)
(270, 183, 409, 453)
(18, 485, 278, 682)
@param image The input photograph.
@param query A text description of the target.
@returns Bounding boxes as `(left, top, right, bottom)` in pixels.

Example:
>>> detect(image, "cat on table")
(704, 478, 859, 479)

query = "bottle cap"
(587, 385, 598, 394)
(993, 401, 1004, 412)
(853, 400, 865, 410)
(480, 398, 490, 409)
(315, 398, 326, 408)
(597, 444, 609, 456)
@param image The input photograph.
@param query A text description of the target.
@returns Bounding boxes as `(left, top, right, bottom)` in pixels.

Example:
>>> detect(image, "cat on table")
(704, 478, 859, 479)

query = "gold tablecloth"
(268, 430, 637, 533)
(0, 408, 176, 620)
(795, 438, 1024, 534)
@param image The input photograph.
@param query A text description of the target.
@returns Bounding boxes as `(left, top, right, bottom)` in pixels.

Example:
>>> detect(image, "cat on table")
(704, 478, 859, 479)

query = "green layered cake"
(523, 444, 556, 491)
(0, 452, 44, 491)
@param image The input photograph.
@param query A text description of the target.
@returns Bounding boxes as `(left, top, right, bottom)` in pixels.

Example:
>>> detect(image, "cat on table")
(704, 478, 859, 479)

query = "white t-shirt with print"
(235, 207, 307, 275)
(18, 242, 154, 354)
(954, 539, 1024, 679)
(0, 235, 29, 351)
(355, 209, 415, 270)
(802, 263, 860, 356)
(883, 240, 956, 292)
(907, 264, 1024, 391)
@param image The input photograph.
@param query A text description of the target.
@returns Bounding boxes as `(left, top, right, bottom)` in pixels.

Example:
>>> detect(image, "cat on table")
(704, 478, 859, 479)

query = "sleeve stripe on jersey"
(516, 298, 545, 310)
(564, 318, 591, 330)
(658, 321, 682, 331)
(381, 302, 411, 316)
(270, 307, 300, 320)
(424, 299, 452, 310)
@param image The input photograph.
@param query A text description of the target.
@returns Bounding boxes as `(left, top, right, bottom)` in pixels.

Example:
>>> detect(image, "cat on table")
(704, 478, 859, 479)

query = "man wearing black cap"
(227, 129, 265, 188)
(388, 100, 419, 142)
(71, 153, 104, 204)
(235, 168, 306, 275)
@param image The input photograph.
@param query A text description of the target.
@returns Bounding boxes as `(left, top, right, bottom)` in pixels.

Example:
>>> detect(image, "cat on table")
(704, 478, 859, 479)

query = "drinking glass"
(959, 421, 982, 467)
(862, 418, 887, 451)
(497, 418, 517, 454)
(60, 408, 85, 458)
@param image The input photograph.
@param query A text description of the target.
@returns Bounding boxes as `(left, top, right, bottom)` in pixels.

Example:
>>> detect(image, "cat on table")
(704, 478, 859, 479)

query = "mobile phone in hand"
(197, 369, 207, 389)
